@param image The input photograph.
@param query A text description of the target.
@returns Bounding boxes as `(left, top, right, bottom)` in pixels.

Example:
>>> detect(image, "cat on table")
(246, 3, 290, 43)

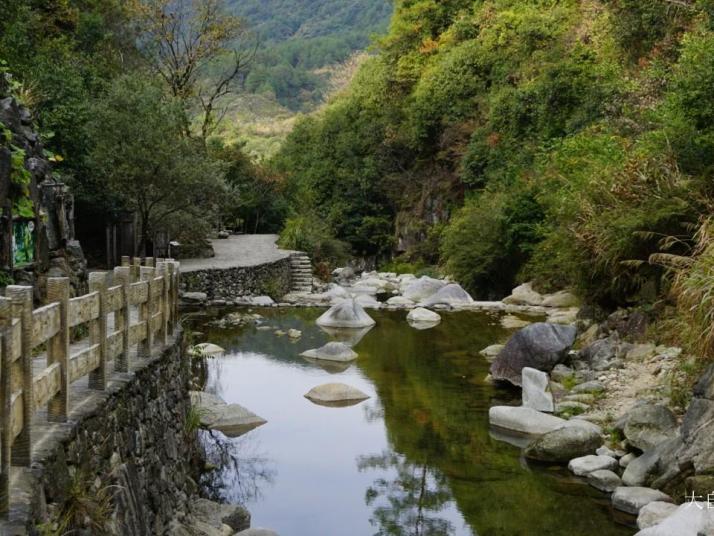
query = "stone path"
(180, 235, 295, 273)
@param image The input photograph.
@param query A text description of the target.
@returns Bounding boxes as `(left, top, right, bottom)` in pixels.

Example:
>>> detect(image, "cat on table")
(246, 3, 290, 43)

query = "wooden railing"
(0, 256, 180, 516)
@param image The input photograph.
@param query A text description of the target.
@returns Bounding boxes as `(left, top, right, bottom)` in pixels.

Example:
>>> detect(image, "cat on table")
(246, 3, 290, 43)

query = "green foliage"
(278, 213, 350, 267)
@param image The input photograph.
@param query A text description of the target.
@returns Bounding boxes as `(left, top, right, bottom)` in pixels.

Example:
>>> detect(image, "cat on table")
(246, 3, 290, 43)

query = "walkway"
(180, 235, 295, 273)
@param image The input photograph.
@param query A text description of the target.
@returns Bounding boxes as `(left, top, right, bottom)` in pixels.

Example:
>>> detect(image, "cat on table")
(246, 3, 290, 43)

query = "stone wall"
(180, 257, 291, 300)
(1, 333, 201, 535)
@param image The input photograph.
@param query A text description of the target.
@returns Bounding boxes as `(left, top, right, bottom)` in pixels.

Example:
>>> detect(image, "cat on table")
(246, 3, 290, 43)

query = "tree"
(132, 0, 257, 142)
(86, 74, 226, 255)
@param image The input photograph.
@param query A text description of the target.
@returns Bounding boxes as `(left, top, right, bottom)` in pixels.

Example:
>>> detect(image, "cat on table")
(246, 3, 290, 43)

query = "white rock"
(316, 299, 376, 328)
(547, 308, 580, 325)
(236, 529, 279, 536)
(420, 284, 473, 306)
(387, 296, 415, 306)
(635, 502, 713, 535)
(300, 342, 358, 363)
(355, 294, 381, 308)
(637, 501, 679, 530)
(189, 391, 266, 437)
(488, 406, 568, 436)
(479, 344, 505, 362)
(568, 455, 618, 476)
(402, 276, 446, 302)
(406, 307, 441, 325)
(500, 315, 531, 329)
(612, 487, 673, 515)
(620, 452, 637, 468)
(304, 383, 370, 407)
(287, 329, 302, 339)
(587, 469, 622, 493)
(541, 290, 579, 308)
(521, 367, 554, 412)
(190, 343, 225, 357)
(503, 282, 543, 306)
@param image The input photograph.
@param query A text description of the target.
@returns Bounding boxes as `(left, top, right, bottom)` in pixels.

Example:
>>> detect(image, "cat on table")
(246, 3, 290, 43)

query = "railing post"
(0, 298, 12, 516)
(131, 257, 141, 283)
(155, 262, 168, 347)
(113, 266, 131, 373)
(88, 272, 108, 390)
(144, 257, 154, 268)
(140, 266, 155, 358)
(46, 278, 70, 422)
(171, 260, 180, 331)
(167, 262, 176, 334)
(5, 286, 32, 466)
(121, 256, 130, 267)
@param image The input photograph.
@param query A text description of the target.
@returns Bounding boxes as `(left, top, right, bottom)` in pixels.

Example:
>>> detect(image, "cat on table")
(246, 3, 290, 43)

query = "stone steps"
(290, 253, 313, 293)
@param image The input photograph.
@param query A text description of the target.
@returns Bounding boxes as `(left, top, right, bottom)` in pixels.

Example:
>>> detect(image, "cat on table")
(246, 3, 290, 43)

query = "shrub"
(278, 213, 350, 268)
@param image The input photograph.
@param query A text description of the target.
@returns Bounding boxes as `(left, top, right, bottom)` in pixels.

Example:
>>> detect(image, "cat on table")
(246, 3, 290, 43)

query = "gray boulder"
(190, 392, 267, 437)
(636, 501, 678, 530)
(182, 291, 208, 304)
(503, 282, 543, 306)
(550, 364, 574, 383)
(420, 284, 473, 306)
(402, 276, 446, 302)
(579, 335, 626, 371)
(479, 344, 505, 362)
(587, 469, 622, 493)
(304, 383, 370, 407)
(300, 342, 358, 363)
(488, 406, 568, 436)
(618, 403, 678, 451)
(521, 367, 554, 412)
(490, 323, 577, 386)
(612, 487, 673, 515)
(635, 502, 713, 536)
(541, 290, 579, 308)
(572, 381, 605, 394)
(190, 498, 250, 533)
(316, 299, 376, 328)
(406, 307, 441, 329)
(524, 425, 601, 462)
(568, 454, 618, 476)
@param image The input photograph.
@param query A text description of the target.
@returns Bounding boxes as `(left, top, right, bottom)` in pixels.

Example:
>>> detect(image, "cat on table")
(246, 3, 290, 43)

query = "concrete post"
(140, 266, 155, 358)
(113, 266, 131, 373)
(88, 272, 108, 390)
(0, 298, 12, 516)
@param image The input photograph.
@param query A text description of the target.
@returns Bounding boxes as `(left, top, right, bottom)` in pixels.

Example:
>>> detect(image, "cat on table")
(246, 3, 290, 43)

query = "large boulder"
(420, 284, 473, 307)
(541, 290, 579, 308)
(304, 383, 370, 407)
(190, 343, 226, 357)
(300, 342, 358, 363)
(612, 487, 673, 515)
(636, 502, 678, 530)
(579, 335, 627, 371)
(616, 403, 678, 451)
(587, 470, 622, 493)
(190, 392, 267, 437)
(480, 344, 505, 363)
(190, 498, 250, 533)
(490, 323, 577, 386)
(402, 276, 446, 302)
(635, 502, 713, 536)
(521, 367, 554, 412)
(503, 282, 543, 306)
(489, 406, 568, 436)
(524, 425, 601, 462)
(621, 438, 681, 487)
(316, 299, 376, 328)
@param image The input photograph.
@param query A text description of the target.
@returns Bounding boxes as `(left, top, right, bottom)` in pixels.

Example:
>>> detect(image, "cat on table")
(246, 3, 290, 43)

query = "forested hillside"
(274, 0, 714, 332)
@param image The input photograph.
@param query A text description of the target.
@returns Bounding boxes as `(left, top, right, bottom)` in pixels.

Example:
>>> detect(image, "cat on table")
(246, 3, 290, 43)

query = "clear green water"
(191, 307, 634, 536)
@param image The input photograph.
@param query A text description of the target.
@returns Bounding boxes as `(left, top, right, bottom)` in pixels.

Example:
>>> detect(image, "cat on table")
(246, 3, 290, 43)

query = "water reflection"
(358, 450, 457, 536)
(200, 430, 276, 505)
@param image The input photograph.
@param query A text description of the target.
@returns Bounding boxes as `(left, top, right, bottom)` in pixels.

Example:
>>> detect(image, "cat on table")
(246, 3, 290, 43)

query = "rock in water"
(190, 391, 267, 437)
(316, 299, 376, 328)
(190, 343, 225, 357)
(587, 470, 622, 493)
(406, 307, 441, 329)
(521, 367, 554, 412)
(300, 342, 358, 362)
(525, 425, 601, 462)
(386, 296, 415, 306)
(490, 323, 577, 386)
(489, 406, 569, 436)
(635, 502, 713, 535)
(402, 276, 446, 302)
(420, 284, 473, 306)
(479, 344, 505, 362)
(304, 383, 370, 407)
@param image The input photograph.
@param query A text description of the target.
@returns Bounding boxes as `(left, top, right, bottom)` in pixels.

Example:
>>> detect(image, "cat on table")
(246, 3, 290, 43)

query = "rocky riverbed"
(182, 269, 714, 535)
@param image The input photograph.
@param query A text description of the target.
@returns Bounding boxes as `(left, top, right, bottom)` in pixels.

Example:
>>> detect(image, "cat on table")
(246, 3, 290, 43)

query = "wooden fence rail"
(0, 256, 180, 516)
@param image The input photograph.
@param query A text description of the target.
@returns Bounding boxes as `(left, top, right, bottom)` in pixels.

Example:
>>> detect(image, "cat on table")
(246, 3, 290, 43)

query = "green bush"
(278, 213, 350, 268)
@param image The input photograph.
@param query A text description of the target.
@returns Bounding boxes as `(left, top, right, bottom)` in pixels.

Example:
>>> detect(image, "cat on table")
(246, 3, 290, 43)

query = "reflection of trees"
(200, 430, 276, 505)
(357, 450, 455, 536)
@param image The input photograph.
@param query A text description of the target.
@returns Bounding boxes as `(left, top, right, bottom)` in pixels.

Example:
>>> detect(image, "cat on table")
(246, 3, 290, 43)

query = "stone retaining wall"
(1, 333, 201, 535)
(180, 257, 291, 300)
